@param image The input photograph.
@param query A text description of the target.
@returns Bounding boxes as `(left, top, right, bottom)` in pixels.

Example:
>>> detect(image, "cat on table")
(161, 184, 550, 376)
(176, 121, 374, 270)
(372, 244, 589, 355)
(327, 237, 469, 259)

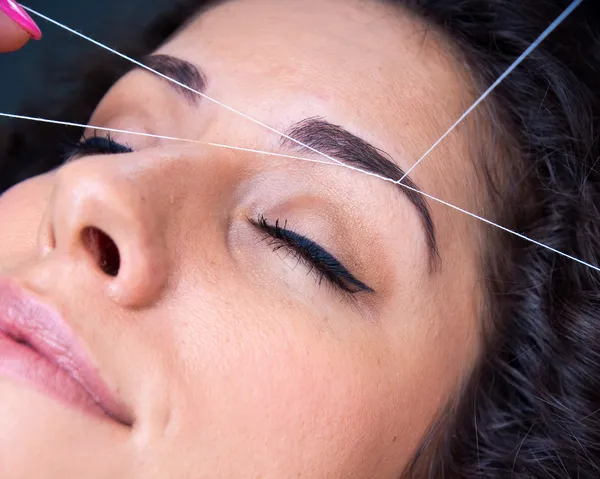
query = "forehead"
(157, 0, 472, 165)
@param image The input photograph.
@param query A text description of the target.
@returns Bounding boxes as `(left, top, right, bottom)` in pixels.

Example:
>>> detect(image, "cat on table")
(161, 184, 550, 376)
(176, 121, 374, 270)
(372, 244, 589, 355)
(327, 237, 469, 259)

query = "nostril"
(81, 227, 121, 277)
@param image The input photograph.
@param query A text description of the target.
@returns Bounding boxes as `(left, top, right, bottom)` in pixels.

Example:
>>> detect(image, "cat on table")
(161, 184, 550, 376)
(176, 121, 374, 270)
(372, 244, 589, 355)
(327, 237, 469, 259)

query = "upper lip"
(0, 279, 132, 425)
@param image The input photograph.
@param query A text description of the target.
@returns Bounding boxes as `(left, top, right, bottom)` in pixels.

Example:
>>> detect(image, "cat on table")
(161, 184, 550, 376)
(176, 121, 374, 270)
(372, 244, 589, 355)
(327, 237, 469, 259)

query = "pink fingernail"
(0, 0, 42, 40)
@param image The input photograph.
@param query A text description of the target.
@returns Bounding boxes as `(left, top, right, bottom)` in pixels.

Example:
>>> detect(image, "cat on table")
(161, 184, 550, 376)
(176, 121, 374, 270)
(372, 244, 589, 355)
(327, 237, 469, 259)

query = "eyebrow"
(135, 57, 439, 268)
(141, 54, 208, 103)
(280, 118, 439, 268)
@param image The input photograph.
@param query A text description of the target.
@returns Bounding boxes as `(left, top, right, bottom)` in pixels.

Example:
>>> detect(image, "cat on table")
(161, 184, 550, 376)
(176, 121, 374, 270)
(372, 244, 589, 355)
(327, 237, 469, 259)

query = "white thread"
(4, 112, 599, 272)
(23, 0, 582, 184)
(0, 113, 337, 165)
(22, 1, 585, 188)
(21, 5, 349, 172)
(398, 0, 584, 182)
(400, 185, 600, 273)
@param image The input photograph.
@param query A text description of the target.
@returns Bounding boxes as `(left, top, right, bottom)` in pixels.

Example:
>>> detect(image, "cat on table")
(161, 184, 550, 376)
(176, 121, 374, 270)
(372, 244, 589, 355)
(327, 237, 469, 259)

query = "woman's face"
(0, 0, 485, 476)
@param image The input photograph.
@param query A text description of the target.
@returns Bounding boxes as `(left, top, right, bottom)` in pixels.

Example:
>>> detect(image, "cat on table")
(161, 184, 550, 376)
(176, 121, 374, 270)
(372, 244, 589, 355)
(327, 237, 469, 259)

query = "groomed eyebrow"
(141, 54, 208, 103)
(133, 57, 438, 268)
(280, 118, 440, 269)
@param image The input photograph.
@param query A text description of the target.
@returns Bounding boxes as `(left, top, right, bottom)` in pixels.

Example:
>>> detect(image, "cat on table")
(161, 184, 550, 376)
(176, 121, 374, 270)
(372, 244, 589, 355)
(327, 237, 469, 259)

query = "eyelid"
(251, 214, 373, 295)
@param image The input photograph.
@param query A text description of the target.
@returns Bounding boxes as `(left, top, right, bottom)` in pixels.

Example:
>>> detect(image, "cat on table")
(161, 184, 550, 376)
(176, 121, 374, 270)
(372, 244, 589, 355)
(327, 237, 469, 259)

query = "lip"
(0, 279, 132, 426)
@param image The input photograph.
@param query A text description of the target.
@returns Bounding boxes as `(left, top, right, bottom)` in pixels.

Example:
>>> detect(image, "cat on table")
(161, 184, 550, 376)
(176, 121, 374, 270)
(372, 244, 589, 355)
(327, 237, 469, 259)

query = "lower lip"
(0, 328, 107, 418)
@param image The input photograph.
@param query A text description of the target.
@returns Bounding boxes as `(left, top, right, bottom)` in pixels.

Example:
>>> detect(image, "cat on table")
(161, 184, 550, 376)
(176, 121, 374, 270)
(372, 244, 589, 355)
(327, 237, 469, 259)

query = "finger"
(0, 0, 41, 52)
(0, 12, 30, 52)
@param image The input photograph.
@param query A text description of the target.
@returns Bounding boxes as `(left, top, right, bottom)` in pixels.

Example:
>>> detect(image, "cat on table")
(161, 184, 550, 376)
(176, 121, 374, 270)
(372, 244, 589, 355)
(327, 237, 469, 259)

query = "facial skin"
(0, 0, 485, 477)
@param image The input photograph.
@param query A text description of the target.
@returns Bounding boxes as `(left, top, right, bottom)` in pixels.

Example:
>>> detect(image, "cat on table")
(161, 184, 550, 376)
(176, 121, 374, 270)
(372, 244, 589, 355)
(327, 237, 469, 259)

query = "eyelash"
(252, 215, 373, 295)
(61, 136, 371, 296)
(64, 134, 133, 162)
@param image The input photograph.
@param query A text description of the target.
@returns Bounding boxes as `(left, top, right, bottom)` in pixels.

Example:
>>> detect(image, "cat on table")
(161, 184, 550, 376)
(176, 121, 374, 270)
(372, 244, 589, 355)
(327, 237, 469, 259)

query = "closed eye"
(63, 134, 133, 162)
(251, 215, 373, 295)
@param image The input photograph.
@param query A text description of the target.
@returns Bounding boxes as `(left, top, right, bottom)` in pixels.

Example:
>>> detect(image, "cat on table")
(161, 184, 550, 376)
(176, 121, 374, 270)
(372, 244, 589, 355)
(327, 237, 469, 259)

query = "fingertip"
(0, 12, 30, 52)
(0, 1, 42, 43)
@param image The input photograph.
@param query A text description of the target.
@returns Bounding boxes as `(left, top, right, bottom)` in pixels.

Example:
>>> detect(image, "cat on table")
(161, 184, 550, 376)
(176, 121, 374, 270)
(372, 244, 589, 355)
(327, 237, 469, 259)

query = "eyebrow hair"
(280, 118, 440, 269)
(141, 54, 208, 103)
(132, 58, 438, 268)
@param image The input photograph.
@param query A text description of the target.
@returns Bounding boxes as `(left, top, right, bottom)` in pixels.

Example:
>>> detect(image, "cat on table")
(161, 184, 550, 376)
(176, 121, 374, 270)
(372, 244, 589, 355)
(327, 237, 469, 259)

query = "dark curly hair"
(399, 1, 600, 477)
(1, 0, 600, 477)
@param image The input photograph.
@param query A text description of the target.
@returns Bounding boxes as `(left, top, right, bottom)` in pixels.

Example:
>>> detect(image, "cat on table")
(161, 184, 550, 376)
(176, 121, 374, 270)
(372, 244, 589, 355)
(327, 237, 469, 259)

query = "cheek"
(160, 298, 413, 477)
(0, 174, 54, 271)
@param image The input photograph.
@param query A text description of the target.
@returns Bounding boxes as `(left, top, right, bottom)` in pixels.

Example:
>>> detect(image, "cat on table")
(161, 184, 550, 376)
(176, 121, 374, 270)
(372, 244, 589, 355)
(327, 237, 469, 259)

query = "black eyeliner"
(253, 215, 373, 294)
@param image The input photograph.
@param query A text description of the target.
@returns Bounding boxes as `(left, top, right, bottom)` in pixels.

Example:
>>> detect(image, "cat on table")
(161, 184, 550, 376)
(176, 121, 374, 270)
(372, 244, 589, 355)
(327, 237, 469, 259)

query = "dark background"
(0, 0, 172, 117)
(0, 0, 183, 191)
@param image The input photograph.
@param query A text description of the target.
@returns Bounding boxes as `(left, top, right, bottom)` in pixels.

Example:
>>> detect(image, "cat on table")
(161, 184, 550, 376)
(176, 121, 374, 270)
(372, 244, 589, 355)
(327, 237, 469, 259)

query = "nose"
(38, 157, 169, 308)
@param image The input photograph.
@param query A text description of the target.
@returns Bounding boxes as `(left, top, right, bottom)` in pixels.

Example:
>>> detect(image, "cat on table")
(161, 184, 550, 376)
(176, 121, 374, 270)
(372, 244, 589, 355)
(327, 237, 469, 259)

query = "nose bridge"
(41, 157, 169, 308)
